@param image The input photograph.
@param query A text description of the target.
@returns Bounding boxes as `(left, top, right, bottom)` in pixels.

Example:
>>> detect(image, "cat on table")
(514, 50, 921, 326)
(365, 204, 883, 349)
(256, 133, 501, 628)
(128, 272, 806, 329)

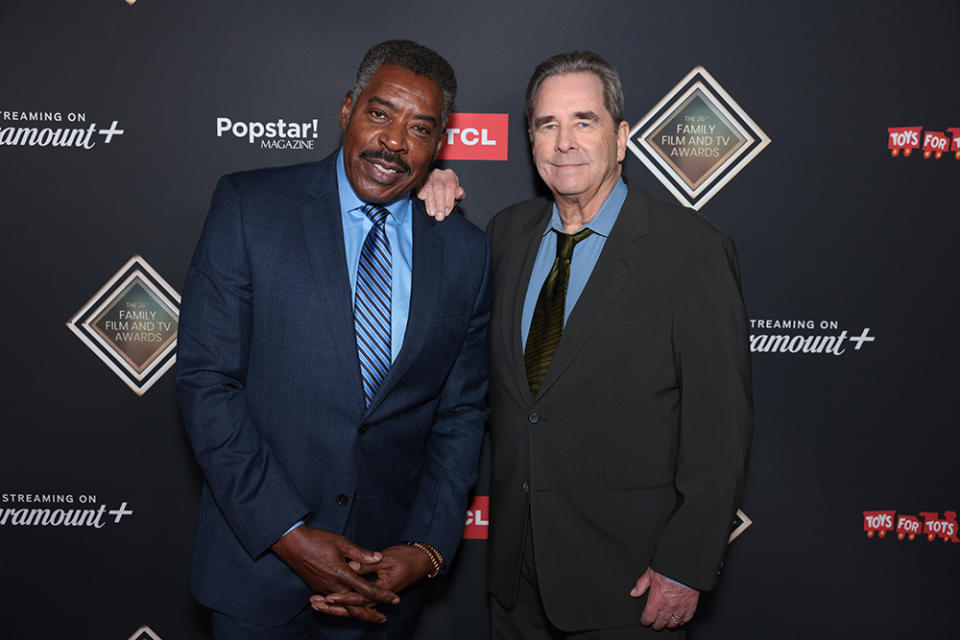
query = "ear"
(615, 120, 629, 162)
(339, 91, 355, 131)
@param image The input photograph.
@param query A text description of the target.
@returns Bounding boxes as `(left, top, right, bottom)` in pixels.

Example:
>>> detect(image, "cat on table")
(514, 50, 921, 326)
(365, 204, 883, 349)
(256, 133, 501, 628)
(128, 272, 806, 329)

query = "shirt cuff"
(664, 575, 694, 590)
(283, 520, 305, 537)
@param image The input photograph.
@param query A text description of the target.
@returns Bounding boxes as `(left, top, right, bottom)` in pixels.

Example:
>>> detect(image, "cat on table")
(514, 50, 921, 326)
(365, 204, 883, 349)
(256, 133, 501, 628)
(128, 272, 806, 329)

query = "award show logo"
(729, 508, 752, 543)
(627, 66, 770, 210)
(0, 492, 133, 529)
(863, 510, 958, 543)
(437, 113, 509, 161)
(888, 126, 960, 159)
(67, 255, 180, 396)
(0, 110, 124, 149)
(128, 626, 163, 640)
(750, 318, 875, 356)
(216, 116, 318, 150)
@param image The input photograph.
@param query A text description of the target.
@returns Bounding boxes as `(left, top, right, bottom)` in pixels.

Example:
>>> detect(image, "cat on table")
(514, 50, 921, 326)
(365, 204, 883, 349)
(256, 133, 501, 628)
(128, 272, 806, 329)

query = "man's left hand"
(310, 545, 434, 619)
(630, 566, 700, 630)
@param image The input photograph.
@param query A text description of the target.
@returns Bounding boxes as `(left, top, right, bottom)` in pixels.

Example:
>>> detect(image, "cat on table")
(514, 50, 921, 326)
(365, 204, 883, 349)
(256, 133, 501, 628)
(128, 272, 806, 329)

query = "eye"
(369, 110, 387, 120)
(412, 124, 432, 136)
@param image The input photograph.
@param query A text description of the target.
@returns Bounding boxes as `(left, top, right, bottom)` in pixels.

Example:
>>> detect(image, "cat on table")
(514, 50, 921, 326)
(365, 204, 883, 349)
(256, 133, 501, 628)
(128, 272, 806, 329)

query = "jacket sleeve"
(400, 232, 492, 568)
(651, 233, 753, 590)
(176, 175, 309, 559)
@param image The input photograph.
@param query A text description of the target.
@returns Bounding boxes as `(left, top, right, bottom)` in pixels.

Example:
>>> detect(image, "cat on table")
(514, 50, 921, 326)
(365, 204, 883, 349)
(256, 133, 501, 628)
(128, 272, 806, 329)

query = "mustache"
(360, 149, 410, 174)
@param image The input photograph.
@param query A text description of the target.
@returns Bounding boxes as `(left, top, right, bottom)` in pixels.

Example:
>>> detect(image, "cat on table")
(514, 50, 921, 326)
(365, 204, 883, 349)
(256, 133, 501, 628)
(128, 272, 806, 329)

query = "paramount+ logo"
(438, 113, 508, 161)
(887, 126, 960, 159)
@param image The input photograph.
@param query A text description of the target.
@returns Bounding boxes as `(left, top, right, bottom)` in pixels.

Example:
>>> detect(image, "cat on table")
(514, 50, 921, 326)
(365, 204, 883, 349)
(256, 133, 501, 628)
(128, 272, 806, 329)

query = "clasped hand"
(272, 526, 432, 624)
(309, 544, 433, 623)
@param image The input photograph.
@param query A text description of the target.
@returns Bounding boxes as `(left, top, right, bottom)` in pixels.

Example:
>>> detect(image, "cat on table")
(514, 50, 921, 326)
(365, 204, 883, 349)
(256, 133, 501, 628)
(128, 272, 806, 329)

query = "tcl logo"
(438, 113, 508, 161)
(463, 495, 489, 539)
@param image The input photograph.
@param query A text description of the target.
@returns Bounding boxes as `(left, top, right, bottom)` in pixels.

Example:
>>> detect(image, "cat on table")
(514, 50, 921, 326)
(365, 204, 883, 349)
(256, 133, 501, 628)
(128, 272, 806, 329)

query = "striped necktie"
(354, 204, 392, 406)
(524, 227, 593, 398)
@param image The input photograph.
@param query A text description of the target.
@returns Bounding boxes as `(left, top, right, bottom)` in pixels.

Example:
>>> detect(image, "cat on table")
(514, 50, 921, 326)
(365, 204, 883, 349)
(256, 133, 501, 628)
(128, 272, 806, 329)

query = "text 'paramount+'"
(0, 492, 133, 529)
(749, 318, 875, 356)
(0, 110, 124, 149)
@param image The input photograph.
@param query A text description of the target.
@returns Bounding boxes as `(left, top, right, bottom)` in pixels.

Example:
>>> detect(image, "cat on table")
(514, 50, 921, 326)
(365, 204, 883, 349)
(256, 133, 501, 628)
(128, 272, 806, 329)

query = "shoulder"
(623, 177, 733, 252)
(221, 159, 329, 198)
(486, 196, 551, 239)
(424, 206, 490, 255)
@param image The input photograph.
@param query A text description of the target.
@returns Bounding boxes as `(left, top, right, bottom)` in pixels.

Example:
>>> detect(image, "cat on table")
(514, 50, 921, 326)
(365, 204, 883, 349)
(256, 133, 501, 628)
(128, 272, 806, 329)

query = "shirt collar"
(544, 176, 628, 238)
(336, 147, 411, 224)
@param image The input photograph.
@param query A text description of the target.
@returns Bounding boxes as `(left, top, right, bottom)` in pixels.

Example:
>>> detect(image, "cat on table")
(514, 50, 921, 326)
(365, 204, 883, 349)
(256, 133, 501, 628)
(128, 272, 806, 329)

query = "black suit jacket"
(486, 178, 752, 631)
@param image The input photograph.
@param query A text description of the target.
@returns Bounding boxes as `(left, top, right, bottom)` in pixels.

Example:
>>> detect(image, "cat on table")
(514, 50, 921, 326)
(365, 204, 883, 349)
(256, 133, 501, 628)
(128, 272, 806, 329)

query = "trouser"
(491, 512, 684, 639)
(211, 589, 423, 640)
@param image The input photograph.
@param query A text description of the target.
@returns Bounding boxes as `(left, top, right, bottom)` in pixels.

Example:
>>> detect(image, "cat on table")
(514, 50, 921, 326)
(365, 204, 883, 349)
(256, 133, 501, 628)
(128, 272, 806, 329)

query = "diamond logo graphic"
(729, 508, 753, 543)
(628, 66, 770, 210)
(67, 256, 180, 396)
(127, 626, 163, 640)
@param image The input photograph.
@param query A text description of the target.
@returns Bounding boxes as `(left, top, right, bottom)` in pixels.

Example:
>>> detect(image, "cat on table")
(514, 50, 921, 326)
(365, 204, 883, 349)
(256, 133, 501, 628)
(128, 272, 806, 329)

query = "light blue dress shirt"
(337, 148, 413, 363)
(520, 177, 628, 350)
(284, 149, 415, 538)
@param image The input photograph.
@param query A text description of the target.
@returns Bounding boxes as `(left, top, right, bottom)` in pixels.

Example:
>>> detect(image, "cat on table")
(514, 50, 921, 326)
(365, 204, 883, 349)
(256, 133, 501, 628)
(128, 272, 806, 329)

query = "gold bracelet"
(408, 541, 444, 578)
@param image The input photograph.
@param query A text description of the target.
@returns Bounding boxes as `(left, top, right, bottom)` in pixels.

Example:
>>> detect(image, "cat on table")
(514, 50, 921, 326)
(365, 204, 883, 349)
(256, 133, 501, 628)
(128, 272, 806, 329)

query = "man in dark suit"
(484, 51, 752, 638)
(176, 40, 491, 639)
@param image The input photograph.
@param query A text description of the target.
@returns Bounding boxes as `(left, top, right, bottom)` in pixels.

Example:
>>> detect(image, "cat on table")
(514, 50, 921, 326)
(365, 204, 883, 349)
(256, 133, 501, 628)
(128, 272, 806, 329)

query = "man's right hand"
(270, 525, 399, 623)
(417, 168, 464, 220)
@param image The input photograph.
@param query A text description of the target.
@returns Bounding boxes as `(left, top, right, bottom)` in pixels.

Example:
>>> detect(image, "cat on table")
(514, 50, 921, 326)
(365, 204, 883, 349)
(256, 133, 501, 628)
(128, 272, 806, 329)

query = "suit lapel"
(363, 200, 441, 418)
(505, 202, 553, 407)
(298, 154, 365, 414)
(535, 185, 650, 400)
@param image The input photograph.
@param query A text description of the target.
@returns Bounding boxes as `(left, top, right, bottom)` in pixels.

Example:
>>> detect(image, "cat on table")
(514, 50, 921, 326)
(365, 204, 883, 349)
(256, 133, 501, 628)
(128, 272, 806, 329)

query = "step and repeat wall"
(2, 1, 958, 638)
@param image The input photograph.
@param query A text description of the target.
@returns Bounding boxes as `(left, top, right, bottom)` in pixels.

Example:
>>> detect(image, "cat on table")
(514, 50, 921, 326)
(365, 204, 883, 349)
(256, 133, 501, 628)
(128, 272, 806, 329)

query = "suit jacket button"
(336, 493, 349, 506)
(358, 423, 369, 435)
(528, 412, 540, 424)
(522, 481, 529, 494)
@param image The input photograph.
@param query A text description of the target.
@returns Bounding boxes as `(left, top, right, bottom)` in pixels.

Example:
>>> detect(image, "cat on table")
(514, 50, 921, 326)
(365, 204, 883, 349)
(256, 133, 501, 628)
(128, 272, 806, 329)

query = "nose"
(379, 120, 408, 152)
(555, 124, 576, 152)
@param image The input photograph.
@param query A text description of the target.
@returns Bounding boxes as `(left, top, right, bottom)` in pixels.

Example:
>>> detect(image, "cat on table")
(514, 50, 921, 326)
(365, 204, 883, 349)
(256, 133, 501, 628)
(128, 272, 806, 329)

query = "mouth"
(360, 150, 410, 182)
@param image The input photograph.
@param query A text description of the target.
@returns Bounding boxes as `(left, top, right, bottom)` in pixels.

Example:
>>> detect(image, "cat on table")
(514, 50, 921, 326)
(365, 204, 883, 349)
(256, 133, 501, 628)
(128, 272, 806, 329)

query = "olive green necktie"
(524, 228, 593, 398)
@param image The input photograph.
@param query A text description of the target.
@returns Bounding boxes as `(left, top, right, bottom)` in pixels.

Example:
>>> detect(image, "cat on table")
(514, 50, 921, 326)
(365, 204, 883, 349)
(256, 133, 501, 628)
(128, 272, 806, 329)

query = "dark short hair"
(525, 51, 625, 129)
(353, 39, 457, 127)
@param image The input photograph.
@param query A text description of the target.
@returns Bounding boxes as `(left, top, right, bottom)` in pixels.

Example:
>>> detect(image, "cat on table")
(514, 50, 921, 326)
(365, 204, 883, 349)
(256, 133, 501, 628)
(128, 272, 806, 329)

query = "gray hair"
(353, 39, 457, 128)
(525, 51, 625, 130)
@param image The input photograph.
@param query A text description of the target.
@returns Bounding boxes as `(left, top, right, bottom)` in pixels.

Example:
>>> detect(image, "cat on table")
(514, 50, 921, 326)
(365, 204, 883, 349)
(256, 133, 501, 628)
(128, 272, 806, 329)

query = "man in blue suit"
(176, 40, 491, 639)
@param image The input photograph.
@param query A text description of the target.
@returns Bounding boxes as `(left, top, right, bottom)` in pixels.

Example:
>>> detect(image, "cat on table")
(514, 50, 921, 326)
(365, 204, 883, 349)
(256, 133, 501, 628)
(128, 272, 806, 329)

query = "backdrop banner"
(1, 1, 957, 638)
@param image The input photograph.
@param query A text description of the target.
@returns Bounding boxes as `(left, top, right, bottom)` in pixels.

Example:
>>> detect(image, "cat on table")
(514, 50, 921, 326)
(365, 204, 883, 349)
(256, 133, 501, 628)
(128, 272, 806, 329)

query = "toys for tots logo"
(863, 509, 958, 542)
(0, 109, 124, 149)
(888, 126, 960, 159)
